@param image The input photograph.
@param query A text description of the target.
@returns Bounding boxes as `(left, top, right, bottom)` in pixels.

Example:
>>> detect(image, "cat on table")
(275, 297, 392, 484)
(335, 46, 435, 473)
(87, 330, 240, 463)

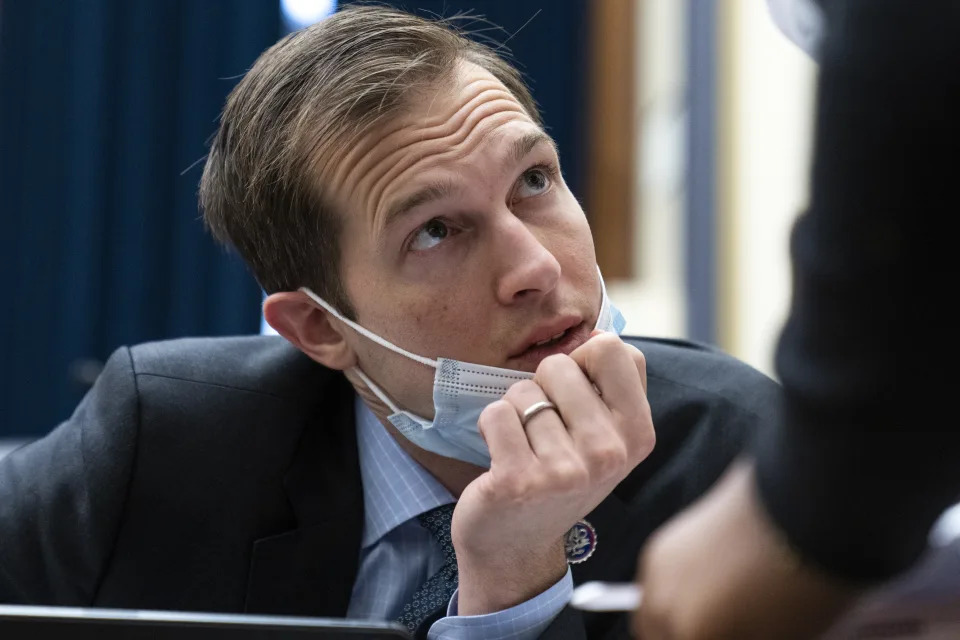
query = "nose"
(494, 216, 562, 305)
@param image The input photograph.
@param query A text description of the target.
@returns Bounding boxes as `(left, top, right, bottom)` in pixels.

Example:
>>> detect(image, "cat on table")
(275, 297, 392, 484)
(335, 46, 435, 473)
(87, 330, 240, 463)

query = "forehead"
(325, 62, 548, 230)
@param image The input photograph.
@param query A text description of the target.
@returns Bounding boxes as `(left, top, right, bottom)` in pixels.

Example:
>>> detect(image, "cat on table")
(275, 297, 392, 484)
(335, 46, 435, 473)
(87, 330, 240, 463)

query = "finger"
(532, 354, 640, 486)
(628, 343, 648, 395)
(568, 333, 647, 426)
(584, 331, 648, 395)
(566, 335, 654, 461)
(502, 380, 577, 462)
(534, 354, 611, 442)
(477, 399, 535, 473)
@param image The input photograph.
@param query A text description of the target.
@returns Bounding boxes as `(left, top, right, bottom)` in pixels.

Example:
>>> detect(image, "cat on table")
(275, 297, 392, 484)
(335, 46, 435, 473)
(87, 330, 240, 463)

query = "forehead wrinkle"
(360, 90, 528, 231)
(325, 116, 409, 204)
(328, 62, 536, 240)
(368, 106, 530, 234)
(333, 79, 508, 200)
(350, 84, 515, 198)
(372, 99, 526, 193)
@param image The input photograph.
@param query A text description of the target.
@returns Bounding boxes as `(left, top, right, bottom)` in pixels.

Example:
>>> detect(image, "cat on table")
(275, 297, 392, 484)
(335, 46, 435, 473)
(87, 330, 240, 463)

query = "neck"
(382, 419, 485, 498)
(344, 369, 484, 498)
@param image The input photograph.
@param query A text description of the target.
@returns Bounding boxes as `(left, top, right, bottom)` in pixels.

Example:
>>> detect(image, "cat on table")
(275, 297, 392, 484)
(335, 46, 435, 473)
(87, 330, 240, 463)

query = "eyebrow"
(383, 179, 460, 229)
(510, 131, 558, 166)
(382, 130, 558, 229)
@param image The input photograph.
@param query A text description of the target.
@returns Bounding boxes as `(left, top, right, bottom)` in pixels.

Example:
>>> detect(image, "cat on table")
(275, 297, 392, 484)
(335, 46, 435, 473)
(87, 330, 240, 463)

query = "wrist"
(455, 539, 567, 615)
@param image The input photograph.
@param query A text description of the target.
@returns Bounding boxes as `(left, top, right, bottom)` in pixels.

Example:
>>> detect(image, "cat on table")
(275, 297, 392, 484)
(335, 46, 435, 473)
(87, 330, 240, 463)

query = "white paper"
(570, 581, 643, 612)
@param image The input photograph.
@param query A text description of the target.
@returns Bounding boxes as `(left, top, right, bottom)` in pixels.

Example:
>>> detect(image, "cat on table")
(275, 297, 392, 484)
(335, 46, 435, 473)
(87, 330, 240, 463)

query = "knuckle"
(622, 433, 655, 466)
(586, 442, 628, 478)
(500, 474, 535, 503)
(594, 332, 623, 349)
(627, 410, 657, 459)
(535, 353, 573, 379)
(587, 332, 625, 357)
(548, 459, 589, 491)
(615, 400, 644, 425)
(504, 379, 543, 401)
(478, 399, 514, 428)
(640, 423, 657, 456)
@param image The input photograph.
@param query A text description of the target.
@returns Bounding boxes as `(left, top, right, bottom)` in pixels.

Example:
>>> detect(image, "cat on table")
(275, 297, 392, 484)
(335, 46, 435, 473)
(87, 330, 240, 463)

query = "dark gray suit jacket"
(0, 335, 780, 639)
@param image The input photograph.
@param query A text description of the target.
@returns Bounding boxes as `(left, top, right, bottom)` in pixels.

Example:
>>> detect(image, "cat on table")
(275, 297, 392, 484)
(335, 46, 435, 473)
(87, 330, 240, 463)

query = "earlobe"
(263, 291, 357, 370)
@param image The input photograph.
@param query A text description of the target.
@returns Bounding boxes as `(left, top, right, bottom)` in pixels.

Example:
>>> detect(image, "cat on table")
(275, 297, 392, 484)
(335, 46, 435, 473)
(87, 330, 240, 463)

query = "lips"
(508, 318, 589, 370)
(533, 330, 568, 347)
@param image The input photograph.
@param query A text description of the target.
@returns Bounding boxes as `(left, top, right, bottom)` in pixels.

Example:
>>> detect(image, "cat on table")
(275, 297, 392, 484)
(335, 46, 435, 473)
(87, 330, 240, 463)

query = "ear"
(263, 291, 357, 371)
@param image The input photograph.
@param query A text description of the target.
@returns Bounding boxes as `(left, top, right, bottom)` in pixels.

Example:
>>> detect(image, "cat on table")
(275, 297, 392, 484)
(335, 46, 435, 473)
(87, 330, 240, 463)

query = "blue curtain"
(0, 1, 281, 437)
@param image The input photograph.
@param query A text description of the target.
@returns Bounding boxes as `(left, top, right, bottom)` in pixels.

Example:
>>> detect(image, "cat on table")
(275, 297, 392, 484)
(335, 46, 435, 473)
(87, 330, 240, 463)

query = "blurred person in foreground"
(633, 1, 960, 638)
(0, 6, 782, 640)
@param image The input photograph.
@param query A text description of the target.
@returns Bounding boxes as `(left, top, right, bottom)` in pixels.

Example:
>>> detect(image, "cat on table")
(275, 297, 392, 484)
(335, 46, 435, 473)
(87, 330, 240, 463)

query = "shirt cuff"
(427, 568, 573, 640)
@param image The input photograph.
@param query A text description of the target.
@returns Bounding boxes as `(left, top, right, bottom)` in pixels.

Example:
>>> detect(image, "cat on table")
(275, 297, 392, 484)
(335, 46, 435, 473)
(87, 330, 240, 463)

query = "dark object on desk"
(0, 605, 411, 639)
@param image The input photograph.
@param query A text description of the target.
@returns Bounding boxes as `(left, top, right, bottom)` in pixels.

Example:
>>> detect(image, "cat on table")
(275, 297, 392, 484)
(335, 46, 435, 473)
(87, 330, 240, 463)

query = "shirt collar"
(355, 396, 454, 548)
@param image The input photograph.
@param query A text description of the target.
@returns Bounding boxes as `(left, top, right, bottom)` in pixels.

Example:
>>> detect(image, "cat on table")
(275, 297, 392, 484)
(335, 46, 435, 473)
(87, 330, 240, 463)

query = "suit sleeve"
(538, 607, 588, 640)
(0, 347, 140, 604)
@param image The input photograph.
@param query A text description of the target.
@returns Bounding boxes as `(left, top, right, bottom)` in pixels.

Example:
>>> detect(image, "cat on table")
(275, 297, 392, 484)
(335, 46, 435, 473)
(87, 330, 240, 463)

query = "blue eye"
(409, 218, 450, 251)
(516, 167, 552, 199)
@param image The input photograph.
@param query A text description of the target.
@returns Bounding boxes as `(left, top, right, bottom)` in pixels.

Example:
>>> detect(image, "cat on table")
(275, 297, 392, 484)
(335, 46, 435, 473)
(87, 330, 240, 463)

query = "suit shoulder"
(127, 336, 331, 400)
(622, 334, 781, 415)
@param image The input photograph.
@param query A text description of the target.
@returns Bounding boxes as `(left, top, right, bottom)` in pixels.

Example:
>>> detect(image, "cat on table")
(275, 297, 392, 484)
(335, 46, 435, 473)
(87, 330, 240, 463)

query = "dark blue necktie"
(396, 503, 459, 634)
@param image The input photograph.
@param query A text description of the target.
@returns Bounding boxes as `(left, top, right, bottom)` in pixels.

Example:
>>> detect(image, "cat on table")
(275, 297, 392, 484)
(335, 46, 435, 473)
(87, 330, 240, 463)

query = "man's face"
(326, 62, 600, 418)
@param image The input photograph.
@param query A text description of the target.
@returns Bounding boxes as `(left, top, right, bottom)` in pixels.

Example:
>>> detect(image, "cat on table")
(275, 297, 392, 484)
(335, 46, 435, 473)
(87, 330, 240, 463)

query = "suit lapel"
(571, 489, 638, 586)
(244, 373, 364, 617)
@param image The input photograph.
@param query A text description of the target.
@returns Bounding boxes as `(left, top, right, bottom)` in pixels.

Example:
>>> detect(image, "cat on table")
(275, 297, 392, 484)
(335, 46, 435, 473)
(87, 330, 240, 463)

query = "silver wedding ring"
(520, 400, 558, 426)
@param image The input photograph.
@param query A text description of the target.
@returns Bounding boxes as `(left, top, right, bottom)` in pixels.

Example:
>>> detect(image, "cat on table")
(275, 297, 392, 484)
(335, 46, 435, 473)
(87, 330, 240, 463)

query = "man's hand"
(452, 332, 656, 615)
(633, 461, 861, 640)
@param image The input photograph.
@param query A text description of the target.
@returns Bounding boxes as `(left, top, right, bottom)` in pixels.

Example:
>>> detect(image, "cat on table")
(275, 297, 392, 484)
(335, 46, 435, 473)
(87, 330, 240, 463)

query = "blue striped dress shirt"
(347, 397, 573, 639)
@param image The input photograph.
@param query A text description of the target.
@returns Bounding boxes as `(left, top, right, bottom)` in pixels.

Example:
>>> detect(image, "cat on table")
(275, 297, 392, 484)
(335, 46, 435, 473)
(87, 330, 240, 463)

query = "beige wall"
(612, 0, 816, 382)
(606, 0, 688, 340)
(717, 0, 817, 379)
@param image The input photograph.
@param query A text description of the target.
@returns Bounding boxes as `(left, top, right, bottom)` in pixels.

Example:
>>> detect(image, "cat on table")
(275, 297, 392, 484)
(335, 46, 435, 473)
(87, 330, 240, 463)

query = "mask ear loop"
(298, 287, 439, 418)
(350, 366, 406, 415)
(298, 287, 438, 368)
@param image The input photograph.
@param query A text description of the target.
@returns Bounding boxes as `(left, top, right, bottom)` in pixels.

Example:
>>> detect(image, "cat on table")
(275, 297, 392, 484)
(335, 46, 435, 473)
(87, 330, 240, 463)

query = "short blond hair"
(200, 5, 540, 317)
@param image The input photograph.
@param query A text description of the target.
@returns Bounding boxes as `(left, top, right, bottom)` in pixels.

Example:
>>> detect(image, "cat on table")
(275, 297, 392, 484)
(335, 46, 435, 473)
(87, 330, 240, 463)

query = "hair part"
(199, 5, 541, 319)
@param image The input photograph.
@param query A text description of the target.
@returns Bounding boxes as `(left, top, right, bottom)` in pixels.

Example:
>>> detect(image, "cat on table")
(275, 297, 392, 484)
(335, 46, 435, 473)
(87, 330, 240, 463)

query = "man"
(0, 6, 779, 639)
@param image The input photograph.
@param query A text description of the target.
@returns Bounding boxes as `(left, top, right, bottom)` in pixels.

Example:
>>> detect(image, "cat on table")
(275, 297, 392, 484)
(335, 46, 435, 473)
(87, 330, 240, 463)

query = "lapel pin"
(565, 519, 597, 564)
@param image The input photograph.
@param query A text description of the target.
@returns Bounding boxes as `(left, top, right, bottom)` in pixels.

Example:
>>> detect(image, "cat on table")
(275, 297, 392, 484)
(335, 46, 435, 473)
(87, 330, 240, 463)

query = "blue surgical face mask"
(300, 268, 626, 468)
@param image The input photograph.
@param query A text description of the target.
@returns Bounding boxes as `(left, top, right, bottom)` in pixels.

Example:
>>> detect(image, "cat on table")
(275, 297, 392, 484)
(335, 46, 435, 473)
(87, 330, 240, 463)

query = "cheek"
(551, 197, 597, 267)
(397, 299, 430, 330)
(407, 291, 491, 357)
(371, 292, 466, 351)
